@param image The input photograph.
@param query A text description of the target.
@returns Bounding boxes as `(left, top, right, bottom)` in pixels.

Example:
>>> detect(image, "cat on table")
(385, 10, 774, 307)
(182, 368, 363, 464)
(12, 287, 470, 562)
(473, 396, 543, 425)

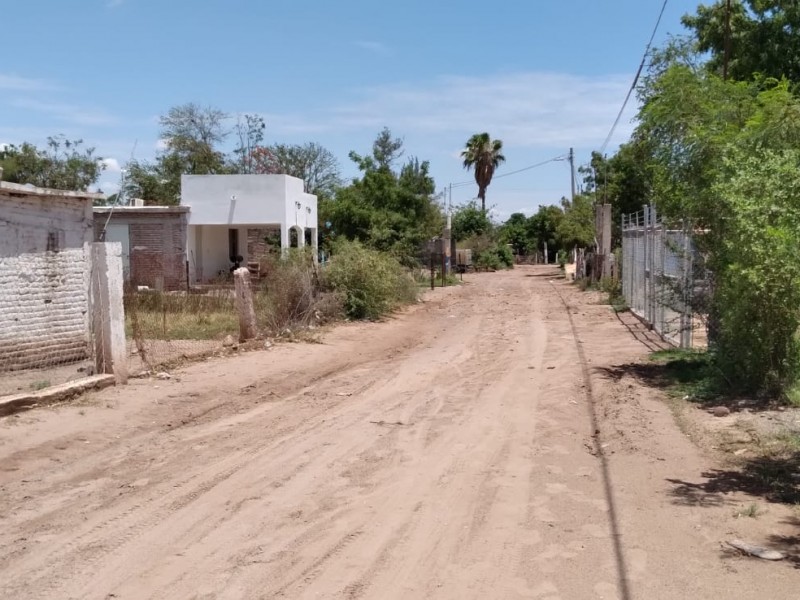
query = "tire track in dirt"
(8, 288, 489, 598)
(0, 357, 406, 597)
(1, 269, 664, 600)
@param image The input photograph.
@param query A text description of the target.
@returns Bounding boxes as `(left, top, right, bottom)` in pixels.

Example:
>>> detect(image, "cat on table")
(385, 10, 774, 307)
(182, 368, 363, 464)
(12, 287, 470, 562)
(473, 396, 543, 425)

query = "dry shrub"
(257, 250, 342, 336)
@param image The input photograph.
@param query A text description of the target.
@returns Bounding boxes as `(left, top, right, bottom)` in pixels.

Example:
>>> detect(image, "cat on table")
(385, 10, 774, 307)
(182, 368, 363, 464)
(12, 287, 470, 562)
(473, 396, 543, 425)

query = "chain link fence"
(621, 206, 700, 348)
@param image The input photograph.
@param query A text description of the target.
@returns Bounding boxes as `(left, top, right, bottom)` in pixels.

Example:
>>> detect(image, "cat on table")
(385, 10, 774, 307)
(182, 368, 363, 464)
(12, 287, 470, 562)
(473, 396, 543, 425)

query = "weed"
(125, 288, 237, 341)
(256, 249, 342, 336)
(733, 503, 762, 519)
(649, 349, 723, 402)
(30, 380, 50, 391)
(786, 383, 800, 407)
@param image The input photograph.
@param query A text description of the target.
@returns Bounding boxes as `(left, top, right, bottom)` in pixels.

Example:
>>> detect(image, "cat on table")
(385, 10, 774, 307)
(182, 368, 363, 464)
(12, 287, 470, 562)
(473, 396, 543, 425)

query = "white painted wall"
(198, 225, 230, 281)
(0, 188, 94, 370)
(182, 174, 317, 228)
(183, 175, 319, 282)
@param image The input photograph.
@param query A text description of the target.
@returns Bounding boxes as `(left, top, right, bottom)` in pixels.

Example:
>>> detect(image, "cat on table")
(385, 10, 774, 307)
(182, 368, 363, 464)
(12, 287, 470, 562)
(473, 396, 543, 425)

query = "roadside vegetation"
(572, 1, 800, 403)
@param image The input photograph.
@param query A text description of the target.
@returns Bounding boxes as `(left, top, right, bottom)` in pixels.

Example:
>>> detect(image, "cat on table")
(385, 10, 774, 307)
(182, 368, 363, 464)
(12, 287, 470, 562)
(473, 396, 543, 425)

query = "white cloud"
(353, 40, 390, 55)
(155, 139, 169, 151)
(0, 73, 57, 92)
(10, 99, 118, 126)
(265, 71, 638, 151)
(101, 157, 122, 172)
(95, 180, 120, 195)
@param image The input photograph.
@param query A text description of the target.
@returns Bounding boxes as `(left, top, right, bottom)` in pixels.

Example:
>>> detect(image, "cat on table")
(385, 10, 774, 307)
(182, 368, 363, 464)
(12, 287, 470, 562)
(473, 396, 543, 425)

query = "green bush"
(712, 150, 800, 395)
(475, 243, 514, 270)
(257, 249, 342, 335)
(557, 249, 568, 267)
(327, 241, 418, 320)
(476, 250, 502, 271)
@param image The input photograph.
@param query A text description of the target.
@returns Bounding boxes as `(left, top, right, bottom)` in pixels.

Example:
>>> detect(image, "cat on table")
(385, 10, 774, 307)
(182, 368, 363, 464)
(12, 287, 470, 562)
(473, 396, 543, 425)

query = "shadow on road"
(666, 453, 800, 507)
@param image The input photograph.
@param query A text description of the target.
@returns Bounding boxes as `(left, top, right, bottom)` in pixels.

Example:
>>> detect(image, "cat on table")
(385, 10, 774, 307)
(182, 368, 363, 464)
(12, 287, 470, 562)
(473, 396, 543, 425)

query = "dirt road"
(1, 266, 797, 599)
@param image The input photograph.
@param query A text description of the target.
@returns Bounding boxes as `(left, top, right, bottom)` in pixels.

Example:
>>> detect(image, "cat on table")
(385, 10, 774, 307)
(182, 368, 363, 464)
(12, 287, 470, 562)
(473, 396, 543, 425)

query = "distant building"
(92, 174, 318, 289)
(93, 205, 189, 290)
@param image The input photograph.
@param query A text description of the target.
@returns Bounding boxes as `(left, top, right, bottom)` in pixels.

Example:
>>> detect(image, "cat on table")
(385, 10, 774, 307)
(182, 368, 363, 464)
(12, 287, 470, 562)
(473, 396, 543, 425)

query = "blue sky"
(1, 0, 701, 218)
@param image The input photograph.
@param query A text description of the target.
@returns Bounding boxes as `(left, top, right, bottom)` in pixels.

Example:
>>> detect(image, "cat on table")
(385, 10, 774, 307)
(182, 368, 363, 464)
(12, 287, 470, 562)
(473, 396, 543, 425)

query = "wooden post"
(234, 267, 258, 342)
(430, 252, 435, 291)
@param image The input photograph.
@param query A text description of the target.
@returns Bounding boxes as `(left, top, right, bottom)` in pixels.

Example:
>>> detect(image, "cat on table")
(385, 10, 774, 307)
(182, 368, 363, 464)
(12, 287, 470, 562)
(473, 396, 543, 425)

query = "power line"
(599, 0, 669, 155)
(449, 153, 568, 189)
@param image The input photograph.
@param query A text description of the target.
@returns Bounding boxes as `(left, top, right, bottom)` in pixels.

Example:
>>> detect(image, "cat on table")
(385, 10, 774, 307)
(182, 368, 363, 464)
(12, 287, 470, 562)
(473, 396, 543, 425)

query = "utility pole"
(723, 0, 732, 80)
(568, 147, 576, 202)
(448, 183, 452, 212)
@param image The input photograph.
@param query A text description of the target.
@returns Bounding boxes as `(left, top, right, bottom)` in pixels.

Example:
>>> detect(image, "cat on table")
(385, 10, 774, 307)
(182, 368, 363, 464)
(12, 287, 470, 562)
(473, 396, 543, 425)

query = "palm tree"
(461, 133, 505, 213)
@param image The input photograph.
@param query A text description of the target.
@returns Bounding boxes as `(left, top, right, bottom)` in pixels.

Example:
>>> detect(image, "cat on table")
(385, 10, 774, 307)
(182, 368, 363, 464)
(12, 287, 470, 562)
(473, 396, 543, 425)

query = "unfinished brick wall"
(94, 210, 188, 291)
(247, 227, 281, 262)
(0, 189, 93, 371)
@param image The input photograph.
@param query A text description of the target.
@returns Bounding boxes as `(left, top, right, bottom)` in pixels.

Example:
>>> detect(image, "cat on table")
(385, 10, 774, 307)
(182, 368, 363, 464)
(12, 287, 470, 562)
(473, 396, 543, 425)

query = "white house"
(181, 174, 318, 284)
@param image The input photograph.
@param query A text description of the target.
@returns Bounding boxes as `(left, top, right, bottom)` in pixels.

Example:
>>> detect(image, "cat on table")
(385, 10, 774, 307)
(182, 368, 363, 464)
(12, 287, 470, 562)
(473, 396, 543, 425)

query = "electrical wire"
(449, 153, 568, 188)
(599, 0, 669, 155)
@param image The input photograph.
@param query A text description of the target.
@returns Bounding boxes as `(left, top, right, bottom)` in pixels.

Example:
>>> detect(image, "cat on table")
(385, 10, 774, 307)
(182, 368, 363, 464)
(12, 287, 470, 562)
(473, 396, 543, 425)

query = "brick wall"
(94, 210, 188, 291)
(247, 227, 281, 261)
(0, 190, 93, 371)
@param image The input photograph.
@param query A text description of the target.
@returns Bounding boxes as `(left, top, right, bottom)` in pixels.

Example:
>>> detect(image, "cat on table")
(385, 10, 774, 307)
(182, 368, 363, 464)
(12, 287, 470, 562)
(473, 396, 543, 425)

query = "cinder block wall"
(0, 190, 93, 370)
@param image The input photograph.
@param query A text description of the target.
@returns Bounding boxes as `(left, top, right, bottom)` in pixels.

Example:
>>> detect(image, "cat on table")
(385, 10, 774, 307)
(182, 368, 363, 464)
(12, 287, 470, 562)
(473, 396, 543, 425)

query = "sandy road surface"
(1, 266, 797, 599)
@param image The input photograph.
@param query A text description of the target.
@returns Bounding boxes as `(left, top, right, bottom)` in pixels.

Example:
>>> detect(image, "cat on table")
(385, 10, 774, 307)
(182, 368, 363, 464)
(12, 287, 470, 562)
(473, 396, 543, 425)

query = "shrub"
(474, 242, 514, 271)
(712, 150, 800, 395)
(257, 249, 342, 335)
(557, 249, 568, 267)
(326, 241, 418, 320)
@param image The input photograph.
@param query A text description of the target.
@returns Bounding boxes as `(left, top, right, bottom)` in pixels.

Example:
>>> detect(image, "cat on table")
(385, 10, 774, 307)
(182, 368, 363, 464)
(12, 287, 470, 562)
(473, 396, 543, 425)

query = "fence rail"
(621, 206, 695, 348)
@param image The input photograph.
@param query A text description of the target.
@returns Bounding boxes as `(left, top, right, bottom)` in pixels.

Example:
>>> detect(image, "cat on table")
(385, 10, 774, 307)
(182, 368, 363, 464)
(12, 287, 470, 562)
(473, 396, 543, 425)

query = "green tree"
(0, 136, 104, 191)
(372, 127, 404, 170)
(499, 212, 529, 254)
(712, 148, 800, 392)
(632, 44, 800, 394)
(682, 1, 800, 83)
(232, 113, 266, 174)
(452, 201, 492, 242)
(526, 205, 564, 261)
(580, 144, 651, 247)
(461, 132, 505, 213)
(125, 103, 231, 204)
(556, 195, 595, 250)
(321, 129, 443, 265)
(254, 142, 341, 199)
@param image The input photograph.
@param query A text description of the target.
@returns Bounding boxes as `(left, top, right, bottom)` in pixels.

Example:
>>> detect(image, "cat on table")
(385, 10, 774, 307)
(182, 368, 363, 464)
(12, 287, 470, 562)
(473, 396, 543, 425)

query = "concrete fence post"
(91, 242, 128, 383)
(234, 267, 258, 342)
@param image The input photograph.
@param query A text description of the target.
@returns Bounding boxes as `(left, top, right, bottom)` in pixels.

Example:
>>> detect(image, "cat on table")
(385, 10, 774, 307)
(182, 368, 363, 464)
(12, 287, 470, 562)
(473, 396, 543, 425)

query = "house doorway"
(289, 227, 300, 248)
(229, 228, 242, 269)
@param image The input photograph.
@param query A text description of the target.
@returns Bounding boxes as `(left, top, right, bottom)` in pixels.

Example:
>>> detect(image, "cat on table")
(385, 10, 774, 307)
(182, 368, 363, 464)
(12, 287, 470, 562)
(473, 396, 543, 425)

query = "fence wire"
(0, 245, 94, 398)
(621, 206, 697, 348)
(125, 286, 238, 375)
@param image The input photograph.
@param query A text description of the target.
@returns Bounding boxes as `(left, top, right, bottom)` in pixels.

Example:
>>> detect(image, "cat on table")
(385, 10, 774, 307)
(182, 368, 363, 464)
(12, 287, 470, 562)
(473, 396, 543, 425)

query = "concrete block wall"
(0, 189, 94, 371)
